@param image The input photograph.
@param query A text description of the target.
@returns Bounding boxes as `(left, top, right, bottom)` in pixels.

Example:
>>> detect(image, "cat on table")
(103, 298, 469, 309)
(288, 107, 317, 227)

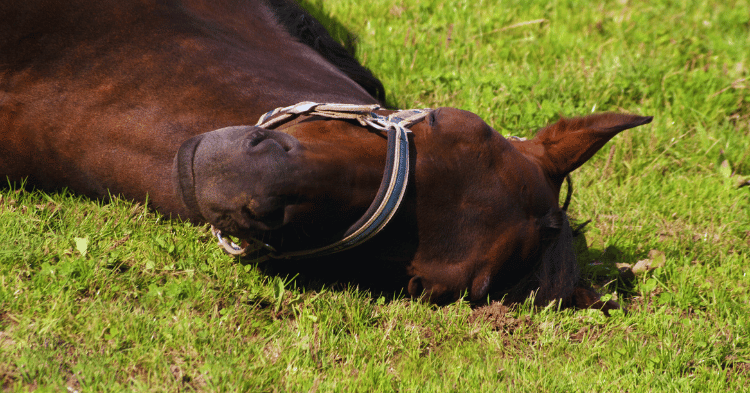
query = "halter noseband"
(210, 102, 431, 261)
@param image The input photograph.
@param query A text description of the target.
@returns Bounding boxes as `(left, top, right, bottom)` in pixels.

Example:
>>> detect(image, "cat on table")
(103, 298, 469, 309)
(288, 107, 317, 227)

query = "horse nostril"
(241, 129, 276, 153)
(241, 129, 297, 153)
(279, 139, 294, 152)
(248, 129, 267, 147)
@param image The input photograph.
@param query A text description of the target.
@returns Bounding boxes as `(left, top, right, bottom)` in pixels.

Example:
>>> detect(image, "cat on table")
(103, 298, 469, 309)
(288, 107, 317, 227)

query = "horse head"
(173, 104, 652, 310)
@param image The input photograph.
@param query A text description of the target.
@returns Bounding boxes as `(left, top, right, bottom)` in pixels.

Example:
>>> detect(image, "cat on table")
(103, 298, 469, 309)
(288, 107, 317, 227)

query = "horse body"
(1, 0, 378, 220)
(1, 0, 652, 310)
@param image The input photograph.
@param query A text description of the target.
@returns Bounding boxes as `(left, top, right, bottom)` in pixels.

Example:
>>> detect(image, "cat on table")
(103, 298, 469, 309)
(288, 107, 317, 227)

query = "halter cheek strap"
(210, 102, 431, 261)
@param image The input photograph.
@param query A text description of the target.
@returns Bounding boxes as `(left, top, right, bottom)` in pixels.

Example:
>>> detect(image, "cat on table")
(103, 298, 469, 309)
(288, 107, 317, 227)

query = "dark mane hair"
(265, 0, 387, 105)
(496, 210, 579, 306)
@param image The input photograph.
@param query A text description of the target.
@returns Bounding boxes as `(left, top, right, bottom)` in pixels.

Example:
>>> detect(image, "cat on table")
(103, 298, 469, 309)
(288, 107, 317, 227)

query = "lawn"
(2, 0, 749, 391)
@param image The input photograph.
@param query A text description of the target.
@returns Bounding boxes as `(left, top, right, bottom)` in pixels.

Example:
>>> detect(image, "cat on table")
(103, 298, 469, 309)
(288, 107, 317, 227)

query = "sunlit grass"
(2, 0, 750, 391)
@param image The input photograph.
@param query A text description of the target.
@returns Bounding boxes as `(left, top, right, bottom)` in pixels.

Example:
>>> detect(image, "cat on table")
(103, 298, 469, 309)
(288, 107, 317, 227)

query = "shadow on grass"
(573, 230, 641, 301)
(243, 229, 644, 309)
(242, 253, 413, 304)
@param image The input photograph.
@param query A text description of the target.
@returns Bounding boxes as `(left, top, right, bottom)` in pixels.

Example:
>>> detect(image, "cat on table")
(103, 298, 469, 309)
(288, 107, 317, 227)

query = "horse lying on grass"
(0, 0, 652, 313)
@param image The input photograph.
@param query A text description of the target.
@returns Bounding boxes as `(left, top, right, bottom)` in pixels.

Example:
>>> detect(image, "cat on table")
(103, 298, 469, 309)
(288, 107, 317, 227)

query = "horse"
(0, 0, 652, 312)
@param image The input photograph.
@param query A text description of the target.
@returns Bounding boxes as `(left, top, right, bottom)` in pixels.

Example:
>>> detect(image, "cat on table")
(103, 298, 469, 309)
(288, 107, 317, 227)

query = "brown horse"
(1, 0, 651, 311)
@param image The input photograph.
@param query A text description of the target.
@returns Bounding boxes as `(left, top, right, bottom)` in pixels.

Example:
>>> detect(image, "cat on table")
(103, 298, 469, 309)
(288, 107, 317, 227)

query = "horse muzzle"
(172, 125, 303, 236)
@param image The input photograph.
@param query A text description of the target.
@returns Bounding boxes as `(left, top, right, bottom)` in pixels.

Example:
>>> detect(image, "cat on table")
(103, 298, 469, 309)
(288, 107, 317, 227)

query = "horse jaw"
(517, 113, 653, 187)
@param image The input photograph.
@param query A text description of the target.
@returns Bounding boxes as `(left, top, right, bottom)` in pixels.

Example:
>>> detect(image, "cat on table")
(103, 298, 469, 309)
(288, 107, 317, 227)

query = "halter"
(211, 102, 431, 261)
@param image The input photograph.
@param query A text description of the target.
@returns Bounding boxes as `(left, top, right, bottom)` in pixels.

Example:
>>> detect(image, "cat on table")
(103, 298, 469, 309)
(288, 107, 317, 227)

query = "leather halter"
(211, 102, 431, 261)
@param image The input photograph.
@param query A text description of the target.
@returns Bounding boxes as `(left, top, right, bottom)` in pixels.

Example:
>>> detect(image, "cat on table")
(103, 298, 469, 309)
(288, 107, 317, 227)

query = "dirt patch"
(0, 364, 18, 392)
(734, 362, 750, 373)
(567, 324, 608, 343)
(468, 302, 531, 334)
(0, 332, 15, 351)
(66, 374, 82, 392)
(726, 359, 750, 383)
(569, 325, 590, 342)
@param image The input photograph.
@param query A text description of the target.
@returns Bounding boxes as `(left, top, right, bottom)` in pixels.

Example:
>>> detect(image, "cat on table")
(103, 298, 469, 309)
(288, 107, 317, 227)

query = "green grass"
(2, 0, 750, 391)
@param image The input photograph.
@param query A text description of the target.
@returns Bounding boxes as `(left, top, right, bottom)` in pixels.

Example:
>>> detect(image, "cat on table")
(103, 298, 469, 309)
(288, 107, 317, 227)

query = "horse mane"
(533, 212, 579, 304)
(497, 210, 580, 306)
(265, 0, 387, 105)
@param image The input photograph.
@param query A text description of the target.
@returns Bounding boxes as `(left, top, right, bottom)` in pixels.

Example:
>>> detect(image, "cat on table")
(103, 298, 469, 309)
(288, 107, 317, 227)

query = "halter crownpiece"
(211, 102, 431, 261)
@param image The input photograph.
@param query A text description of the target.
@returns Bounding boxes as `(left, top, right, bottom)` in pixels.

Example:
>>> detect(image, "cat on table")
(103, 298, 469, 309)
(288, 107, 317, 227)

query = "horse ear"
(527, 113, 652, 179)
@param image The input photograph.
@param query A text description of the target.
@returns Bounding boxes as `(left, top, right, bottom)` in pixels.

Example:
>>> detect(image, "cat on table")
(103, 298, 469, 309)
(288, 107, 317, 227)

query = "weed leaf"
(74, 237, 89, 257)
(719, 159, 733, 178)
(273, 277, 285, 312)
